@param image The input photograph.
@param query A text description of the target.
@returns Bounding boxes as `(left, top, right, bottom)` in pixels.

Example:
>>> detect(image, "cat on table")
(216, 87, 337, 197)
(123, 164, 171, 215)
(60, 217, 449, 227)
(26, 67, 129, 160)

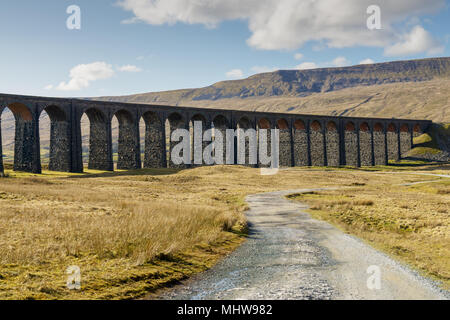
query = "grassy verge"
(408, 123, 450, 157)
(287, 175, 450, 289)
(0, 163, 448, 298)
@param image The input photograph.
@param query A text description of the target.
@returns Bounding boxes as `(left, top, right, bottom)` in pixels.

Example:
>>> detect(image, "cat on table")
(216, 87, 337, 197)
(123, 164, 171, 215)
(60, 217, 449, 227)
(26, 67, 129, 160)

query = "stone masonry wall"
(400, 131, 412, 156)
(117, 122, 140, 170)
(48, 121, 71, 172)
(387, 131, 399, 161)
(326, 130, 339, 166)
(14, 119, 34, 172)
(89, 120, 113, 171)
(144, 118, 165, 168)
(279, 129, 292, 167)
(310, 130, 325, 166)
(344, 131, 358, 166)
(373, 131, 386, 165)
(293, 130, 308, 166)
(359, 130, 373, 166)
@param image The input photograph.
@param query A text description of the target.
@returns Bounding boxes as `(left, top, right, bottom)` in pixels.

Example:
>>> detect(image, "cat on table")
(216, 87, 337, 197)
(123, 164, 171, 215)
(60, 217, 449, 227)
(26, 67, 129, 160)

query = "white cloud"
(384, 25, 444, 56)
(332, 56, 351, 67)
(295, 62, 318, 70)
(118, 0, 445, 51)
(226, 69, 245, 79)
(118, 65, 143, 72)
(359, 58, 375, 64)
(294, 53, 304, 60)
(44, 84, 53, 90)
(251, 66, 279, 74)
(56, 62, 115, 91)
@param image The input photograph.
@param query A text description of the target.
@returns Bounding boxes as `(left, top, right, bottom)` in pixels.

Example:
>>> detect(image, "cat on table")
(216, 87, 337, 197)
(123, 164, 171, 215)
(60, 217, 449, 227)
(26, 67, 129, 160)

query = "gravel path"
(157, 187, 449, 300)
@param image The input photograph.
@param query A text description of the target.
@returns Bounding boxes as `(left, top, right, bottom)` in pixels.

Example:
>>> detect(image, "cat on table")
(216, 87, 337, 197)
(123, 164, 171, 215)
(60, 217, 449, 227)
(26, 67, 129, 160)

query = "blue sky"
(0, 0, 449, 97)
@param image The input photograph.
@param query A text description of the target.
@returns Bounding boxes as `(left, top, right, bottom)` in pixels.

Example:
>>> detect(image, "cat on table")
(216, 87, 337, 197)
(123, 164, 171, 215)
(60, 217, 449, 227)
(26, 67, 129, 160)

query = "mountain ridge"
(96, 57, 450, 106)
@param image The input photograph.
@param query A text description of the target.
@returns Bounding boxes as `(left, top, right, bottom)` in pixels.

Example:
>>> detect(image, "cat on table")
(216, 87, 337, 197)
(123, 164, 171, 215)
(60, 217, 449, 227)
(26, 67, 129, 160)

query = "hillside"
(95, 57, 450, 123)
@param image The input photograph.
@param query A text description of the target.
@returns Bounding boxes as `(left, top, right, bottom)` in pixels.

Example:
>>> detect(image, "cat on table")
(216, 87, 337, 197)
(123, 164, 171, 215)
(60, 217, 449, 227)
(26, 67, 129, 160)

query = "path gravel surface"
(157, 185, 449, 300)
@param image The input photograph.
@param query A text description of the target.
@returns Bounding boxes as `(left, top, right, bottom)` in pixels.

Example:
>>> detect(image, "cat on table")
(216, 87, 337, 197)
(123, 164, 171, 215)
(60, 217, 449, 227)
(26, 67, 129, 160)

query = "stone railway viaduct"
(0, 93, 431, 174)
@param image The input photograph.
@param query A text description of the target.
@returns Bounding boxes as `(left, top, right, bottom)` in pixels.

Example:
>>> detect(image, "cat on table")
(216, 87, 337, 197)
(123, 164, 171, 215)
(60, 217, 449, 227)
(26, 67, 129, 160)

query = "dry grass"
(288, 175, 450, 289)
(0, 163, 448, 299)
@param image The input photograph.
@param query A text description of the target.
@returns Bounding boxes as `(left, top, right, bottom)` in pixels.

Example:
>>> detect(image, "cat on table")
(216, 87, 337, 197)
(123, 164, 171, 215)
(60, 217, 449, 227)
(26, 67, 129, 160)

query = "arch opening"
(327, 121, 337, 131)
(276, 119, 289, 130)
(345, 122, 355, 132)
(360, 122, 369, 132)
(294, 119, 306, 130)
(400, 124, 409, 133)
(311, 120, 322, 131)
(1, 103, 36, 172)
(374, 123, 383, 132)
(258, 118, 271, 130)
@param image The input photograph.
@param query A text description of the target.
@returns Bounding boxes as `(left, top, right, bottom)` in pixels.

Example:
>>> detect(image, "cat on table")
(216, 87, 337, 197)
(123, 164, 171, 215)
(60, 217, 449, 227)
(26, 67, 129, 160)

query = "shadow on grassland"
(67, 167, 184, 179)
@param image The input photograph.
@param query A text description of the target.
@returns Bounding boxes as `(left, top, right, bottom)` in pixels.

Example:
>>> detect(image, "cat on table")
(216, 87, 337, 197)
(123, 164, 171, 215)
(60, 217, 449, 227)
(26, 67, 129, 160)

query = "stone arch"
(293, 119, 308, 166)
(7, 102, 33, 121)
(374, 123, 383, 132)
(294, 119, 306, 130)
(344, 121, 358, 166)
(276, 119, 289, 130)
(83, 108, 113, 171)
(359, 122, 372, 166)
(41, 105, 70, 172)
(360, 122, 370, 132)
(3, 103, 36, 172)
(112, 109, 140, 170)
(326, 121, 339, 166)
(310, 120, 322, 131)
(309, 120, 324, 166)
(327, 121, 337, 131)
(258, 118, 271, 129)
(213, 115, 229, 128)
(276, 119, 291, 167)
(142, 111, 165, 168)
(387, 123, 396, 132)
(400, 124, 409, 133)
(345, 121, 355, 131)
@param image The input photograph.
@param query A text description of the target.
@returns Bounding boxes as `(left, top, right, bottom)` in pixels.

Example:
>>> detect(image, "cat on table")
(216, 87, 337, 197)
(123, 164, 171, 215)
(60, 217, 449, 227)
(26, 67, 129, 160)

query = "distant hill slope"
(95, 57, 450, 123)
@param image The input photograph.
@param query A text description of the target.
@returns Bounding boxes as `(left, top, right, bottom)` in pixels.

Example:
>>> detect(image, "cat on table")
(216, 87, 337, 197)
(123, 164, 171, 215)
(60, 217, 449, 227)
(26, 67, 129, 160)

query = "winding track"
(157, 175, 449, 300)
